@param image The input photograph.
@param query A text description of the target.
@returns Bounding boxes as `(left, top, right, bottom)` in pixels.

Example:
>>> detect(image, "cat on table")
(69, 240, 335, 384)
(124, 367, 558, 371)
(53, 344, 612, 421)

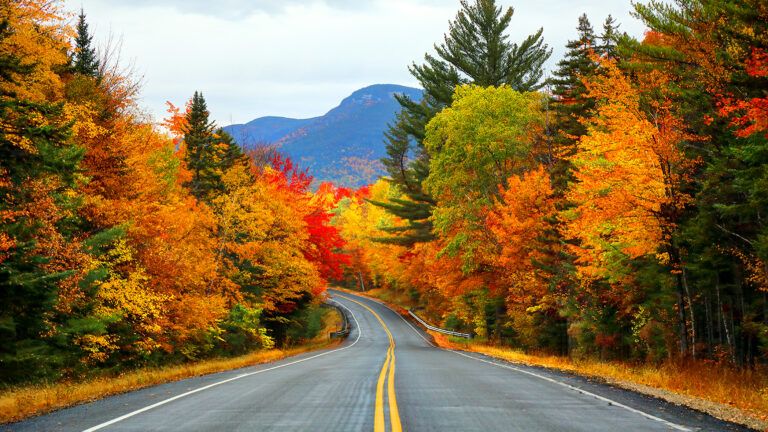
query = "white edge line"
(351, 291, 692, 432)
(449, 350, 692, 432)
(82, 299, 361, 432)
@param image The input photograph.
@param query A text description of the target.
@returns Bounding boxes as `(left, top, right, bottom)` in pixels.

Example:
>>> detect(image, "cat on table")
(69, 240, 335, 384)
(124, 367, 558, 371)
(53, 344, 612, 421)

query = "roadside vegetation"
(0, 307, 342, 424)
(1, 0, 350, 394)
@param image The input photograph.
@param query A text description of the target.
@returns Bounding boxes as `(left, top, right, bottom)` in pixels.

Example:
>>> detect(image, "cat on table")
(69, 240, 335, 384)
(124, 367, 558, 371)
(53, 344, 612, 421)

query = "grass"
(348, 286, 768, 430)
(0, 308, 343, 425)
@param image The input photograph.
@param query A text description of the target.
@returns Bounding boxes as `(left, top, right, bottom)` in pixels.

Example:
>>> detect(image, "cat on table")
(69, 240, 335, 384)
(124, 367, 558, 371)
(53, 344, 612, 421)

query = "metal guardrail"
(325, 301, 351, 339)
(407, 310, 472, 339)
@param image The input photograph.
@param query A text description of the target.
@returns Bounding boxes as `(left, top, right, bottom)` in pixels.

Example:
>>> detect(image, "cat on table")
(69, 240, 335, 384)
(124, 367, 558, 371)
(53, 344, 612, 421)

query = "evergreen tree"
(548, 14, 599, 191)
(72, 9, 99, 77)
(0, 19, 84, 382)
(183, 93, 245, 201)
(599, 15, 620, 60)
(374, 0, 551, 246)
(216, 127, 248, 170)
(183, 91, 218, 200)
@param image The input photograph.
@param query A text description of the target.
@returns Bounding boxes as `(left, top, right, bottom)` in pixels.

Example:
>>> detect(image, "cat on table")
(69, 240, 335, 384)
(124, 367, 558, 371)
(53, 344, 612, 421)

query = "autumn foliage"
(0, 0, 346, 384)
(3, 0, 768, 401)
(335, 0, 768, 368)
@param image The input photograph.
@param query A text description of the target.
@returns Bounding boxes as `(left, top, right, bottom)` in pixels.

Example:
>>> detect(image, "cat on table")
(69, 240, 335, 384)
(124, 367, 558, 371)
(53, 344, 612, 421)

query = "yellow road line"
(336, 294, 402, 432)
(374, 344, 390, 432)
(387, 346, 402, 432)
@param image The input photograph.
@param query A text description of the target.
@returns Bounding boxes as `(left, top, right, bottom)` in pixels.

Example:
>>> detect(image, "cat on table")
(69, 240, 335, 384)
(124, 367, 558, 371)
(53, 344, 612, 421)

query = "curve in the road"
(81, 300, 363, 432)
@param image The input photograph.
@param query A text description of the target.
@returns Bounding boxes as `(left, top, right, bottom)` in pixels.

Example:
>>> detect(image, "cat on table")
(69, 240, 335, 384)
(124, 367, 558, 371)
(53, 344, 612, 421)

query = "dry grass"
(433, 334, 768, 430)
(0, 308, 344, 425)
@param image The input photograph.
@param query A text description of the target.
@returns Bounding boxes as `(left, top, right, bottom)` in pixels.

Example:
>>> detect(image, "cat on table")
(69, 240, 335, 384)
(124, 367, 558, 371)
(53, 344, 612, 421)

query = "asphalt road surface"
(4, 290, 753, 432)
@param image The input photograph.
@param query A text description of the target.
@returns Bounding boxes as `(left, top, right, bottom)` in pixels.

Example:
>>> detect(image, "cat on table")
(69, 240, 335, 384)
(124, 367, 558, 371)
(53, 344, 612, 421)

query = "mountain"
(224, 84, 423, 187)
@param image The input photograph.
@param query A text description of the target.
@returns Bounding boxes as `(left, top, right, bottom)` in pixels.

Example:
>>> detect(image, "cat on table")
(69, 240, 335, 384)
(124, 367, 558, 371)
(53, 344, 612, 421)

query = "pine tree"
(599, 15, 620, 60)
(375, 0, 551, 246)
(72, 9, 99, 77)
(216, 128, 248, 170)
(183, 93, 245, 201)
(538, 14, 603, 355)
(548, 14, 599, 191)
(183, 91, 218, 200)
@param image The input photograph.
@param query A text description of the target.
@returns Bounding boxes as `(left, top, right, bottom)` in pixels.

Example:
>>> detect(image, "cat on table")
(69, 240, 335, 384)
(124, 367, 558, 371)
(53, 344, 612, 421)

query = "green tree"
(183, 92, 246, 202)
(599, 15, 620, 60)
(72, 9, 99, 77)
(374, 0, 551, 246)
(216, 127, 247, 170)
(548, 14, 599, 191)
(423, 85, 544, 270)
(540, 14, 606, 356)
(183, 91, 219, 200)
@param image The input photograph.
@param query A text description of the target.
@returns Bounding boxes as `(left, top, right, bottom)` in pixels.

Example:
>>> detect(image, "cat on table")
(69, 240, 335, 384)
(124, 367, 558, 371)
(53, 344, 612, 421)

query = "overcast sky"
(63, 0, 650, 126)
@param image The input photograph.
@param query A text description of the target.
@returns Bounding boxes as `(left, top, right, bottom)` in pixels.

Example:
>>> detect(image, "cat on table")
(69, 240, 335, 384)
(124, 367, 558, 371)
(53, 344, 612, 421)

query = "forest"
(0, 0, 766, 394)
(335, 0, 768, 368)
(0, 0, 351, 384)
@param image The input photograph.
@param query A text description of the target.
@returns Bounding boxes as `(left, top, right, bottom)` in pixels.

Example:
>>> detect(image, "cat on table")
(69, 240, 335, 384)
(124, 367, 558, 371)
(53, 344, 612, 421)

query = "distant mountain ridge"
(224, 84, 423, 187)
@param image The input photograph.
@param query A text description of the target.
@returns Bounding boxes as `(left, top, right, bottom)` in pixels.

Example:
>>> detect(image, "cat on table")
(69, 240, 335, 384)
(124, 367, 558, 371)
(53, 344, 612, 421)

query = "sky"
(63, 0, 650, 126)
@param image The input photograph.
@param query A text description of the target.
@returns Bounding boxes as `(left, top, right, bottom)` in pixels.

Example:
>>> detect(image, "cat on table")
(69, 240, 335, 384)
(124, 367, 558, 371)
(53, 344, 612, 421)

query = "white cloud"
(65, 0, 649, 126)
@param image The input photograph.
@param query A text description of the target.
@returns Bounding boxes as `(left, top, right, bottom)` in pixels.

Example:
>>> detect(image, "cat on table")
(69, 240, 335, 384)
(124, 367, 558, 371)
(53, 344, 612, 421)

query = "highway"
(4, 290, 751, 432)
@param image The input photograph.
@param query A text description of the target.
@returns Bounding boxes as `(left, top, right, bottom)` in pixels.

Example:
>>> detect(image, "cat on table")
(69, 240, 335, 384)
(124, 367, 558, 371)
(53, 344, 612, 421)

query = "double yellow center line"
(336, 295, 402, 432)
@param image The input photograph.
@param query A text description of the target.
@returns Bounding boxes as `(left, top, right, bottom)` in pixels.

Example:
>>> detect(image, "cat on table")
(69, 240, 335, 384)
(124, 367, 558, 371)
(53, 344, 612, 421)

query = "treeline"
(0, 1, 348, 384)
(336, 0, 768, 365)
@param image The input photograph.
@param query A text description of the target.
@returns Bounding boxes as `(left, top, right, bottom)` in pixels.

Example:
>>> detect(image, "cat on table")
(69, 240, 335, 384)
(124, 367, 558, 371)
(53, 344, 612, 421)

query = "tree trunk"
(358, 271, 366, 291)
(676, 288, 688, 358)
(682, 267, 696, 359)
(666, 239, 688, 359)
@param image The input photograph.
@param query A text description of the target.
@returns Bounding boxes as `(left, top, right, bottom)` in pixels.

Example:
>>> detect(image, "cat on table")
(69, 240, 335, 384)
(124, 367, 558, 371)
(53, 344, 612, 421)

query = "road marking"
(356, 292, 693, 432)
(82, 300, 361, 432)
(387, 346, 401, 432)
(336, 294, 402, 432)
(374, 343, 391, 431)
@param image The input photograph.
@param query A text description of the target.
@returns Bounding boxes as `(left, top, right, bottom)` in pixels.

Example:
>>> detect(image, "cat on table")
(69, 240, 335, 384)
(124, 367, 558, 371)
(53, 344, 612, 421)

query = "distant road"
(4, 290, 751, 432)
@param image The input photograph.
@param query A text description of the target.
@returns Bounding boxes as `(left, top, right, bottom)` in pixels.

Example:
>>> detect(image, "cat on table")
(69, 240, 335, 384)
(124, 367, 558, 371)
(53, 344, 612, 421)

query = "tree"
(627, 0, 768, 362)
(563, 57, 695, 357)
(424, 85, 544, 271)
(181, 93, 245, 203)
(548, 14, 600, 190)
(599, 15, 620, 60)
(565, 58, 691, 281)
(305, 182, 350, 281)
(486, 165, 560, 350)
(183, 91, 217, 200)
(375, 0, 551, 246)
(72, 9, 99, 77)
(541, 14, 610, 354)
(0, 14, 86, 381)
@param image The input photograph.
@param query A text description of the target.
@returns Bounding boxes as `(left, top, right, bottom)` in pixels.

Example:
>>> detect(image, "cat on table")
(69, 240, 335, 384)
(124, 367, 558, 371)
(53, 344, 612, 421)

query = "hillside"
(224, 84, 423, 187)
